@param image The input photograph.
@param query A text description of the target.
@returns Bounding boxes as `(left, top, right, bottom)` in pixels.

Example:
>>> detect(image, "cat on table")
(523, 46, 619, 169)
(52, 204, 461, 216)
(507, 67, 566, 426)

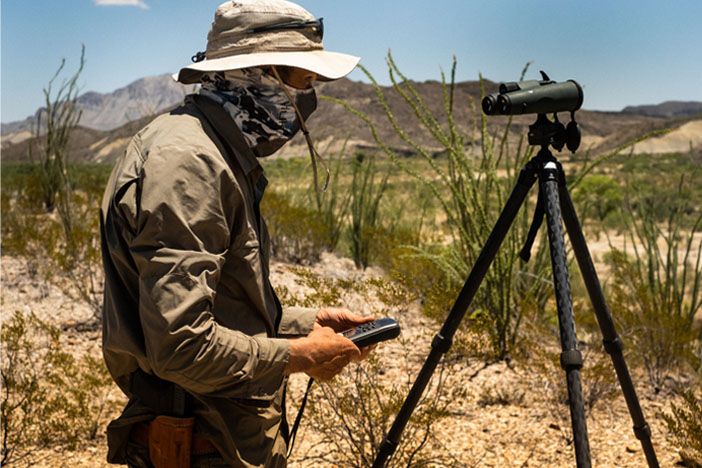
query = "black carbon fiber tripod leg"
(370, 159, 539, 468)
(558, 168, 660, 468)
(539, 156, 592, 468)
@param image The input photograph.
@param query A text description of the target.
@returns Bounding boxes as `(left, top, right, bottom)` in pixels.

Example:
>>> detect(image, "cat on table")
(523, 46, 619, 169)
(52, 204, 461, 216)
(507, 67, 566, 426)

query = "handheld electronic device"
(340, 318, 401, 348)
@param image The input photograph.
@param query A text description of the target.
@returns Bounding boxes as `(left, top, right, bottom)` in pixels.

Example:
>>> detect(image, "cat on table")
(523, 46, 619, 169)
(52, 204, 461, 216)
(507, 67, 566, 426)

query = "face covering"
(199, 68, 317, 157)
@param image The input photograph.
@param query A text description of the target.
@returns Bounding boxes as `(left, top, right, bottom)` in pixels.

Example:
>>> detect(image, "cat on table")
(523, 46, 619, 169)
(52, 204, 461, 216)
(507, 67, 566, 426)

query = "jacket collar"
(191, 94, 262, 178)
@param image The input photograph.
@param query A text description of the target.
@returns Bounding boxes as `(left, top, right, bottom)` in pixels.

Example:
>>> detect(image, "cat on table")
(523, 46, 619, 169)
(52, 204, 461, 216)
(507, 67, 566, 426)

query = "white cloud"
(94, 0, 149, 9)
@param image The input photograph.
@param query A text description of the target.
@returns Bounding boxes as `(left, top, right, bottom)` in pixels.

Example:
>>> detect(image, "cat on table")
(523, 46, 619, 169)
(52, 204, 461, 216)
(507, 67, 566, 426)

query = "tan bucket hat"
(175, 0, 360, 84)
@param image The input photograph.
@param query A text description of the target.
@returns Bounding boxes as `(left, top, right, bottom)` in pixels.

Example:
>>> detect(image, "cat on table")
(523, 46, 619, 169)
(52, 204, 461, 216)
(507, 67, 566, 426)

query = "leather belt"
(129, 421, 219, 456)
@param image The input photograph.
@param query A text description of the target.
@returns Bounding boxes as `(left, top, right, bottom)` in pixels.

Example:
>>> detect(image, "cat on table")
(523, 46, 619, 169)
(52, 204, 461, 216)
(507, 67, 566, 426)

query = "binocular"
(482, 72, 584, 152)
(482, 75, 583, 116)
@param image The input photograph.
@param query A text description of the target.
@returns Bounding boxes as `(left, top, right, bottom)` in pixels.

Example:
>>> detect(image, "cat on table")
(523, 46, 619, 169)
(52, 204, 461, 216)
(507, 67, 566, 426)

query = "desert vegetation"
(1, 54, 701, 467)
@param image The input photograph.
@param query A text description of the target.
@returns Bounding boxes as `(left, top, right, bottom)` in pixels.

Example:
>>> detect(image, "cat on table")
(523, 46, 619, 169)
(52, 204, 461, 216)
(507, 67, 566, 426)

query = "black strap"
(287, 378, 314, 458)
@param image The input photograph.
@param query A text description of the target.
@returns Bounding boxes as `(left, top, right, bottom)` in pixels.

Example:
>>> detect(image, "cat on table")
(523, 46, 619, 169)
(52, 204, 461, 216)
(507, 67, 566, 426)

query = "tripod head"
(483, 71, 583, 153)
(528, 111, 581, 152)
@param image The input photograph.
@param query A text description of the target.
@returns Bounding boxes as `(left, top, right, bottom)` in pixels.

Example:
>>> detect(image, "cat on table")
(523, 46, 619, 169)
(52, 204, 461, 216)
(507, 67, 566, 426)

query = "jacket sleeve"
(128, 142, 289, 400)
(277, 306, 318, 337)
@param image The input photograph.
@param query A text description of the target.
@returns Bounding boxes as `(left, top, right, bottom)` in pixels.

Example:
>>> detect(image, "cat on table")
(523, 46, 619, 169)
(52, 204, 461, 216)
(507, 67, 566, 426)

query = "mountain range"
(622, 101, 702, 118)
(1, 74, 197, 136)
(2, 73, 701, 163)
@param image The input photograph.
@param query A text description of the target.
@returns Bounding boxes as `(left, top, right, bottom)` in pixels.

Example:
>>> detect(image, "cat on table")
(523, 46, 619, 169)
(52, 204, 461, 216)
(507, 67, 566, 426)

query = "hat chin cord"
(270, 65, 330, 192)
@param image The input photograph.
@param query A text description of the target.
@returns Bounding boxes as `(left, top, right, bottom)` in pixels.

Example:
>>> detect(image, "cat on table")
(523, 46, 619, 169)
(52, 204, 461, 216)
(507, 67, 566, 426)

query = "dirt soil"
(0, 253, 690, 468)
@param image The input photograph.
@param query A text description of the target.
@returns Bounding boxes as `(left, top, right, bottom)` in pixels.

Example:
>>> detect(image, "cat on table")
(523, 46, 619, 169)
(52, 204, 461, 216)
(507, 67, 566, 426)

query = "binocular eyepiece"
(482, 76, 583, 116)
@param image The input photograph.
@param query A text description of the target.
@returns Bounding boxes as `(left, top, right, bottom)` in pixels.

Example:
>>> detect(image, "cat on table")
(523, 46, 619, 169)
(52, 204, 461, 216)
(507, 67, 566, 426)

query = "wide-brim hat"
(175, 0, 360, 84)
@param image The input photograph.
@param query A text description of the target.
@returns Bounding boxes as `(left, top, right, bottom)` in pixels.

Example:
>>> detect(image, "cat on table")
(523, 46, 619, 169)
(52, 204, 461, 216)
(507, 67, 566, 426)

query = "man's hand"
(314, 307, 374, 332)
(285, 308, 377, 380)
(285, 326, 362, 380)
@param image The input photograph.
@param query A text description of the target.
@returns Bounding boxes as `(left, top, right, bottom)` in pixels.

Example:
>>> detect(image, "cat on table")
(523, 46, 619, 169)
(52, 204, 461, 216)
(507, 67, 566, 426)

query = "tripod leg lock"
(633, 423, 652, 441)
(373, 437, 398, 468)
(602, 336, 624, 355)
(560, 349, 583, 371)
(431, 333, 453, 354)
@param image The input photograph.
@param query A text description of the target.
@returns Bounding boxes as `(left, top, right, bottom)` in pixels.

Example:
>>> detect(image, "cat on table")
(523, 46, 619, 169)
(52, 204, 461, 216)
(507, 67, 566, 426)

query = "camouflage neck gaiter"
(200, 67, 317, 157)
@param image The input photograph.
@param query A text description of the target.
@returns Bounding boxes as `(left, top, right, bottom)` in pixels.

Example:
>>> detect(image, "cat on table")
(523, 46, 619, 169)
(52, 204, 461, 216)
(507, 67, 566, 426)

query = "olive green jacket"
(100, 94, 317, 467)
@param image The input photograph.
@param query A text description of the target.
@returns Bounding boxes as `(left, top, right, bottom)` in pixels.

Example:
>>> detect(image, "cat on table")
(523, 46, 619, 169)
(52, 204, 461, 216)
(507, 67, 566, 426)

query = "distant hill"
(1, 74, 196, 136)
(2, 75, 701, 163)
(622, 101, 702, 118)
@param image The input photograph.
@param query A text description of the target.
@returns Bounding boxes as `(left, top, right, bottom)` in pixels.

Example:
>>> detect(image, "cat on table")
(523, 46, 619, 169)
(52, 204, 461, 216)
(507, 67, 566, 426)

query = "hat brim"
(174, 50, 360, 84)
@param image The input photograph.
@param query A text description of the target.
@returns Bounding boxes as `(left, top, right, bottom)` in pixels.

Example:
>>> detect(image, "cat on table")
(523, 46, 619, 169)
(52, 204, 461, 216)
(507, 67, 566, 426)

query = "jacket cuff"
(277, 307, 318, 337)
(248, 337, 291, 398)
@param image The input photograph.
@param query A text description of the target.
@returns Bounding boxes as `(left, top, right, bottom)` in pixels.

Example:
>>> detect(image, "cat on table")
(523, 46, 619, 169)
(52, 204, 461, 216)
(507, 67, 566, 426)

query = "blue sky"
(2, 0, 702, 123)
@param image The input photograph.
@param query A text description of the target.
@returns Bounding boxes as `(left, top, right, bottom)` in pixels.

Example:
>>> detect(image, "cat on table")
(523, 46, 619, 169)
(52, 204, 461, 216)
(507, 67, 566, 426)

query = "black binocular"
(482, 72, 584, 152)
(482, 75, 583, 116)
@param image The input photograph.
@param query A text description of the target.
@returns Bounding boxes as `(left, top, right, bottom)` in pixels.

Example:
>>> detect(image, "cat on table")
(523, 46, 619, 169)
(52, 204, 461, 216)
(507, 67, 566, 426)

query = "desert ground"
(1, 250, 688, 468)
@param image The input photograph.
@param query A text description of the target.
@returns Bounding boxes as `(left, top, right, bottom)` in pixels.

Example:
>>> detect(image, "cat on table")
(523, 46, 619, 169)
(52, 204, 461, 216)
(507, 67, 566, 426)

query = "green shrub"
(309, 140, 352, 251)
(275, 266, 407, 314)
(299, 349, 463, 468)
(0, 164, 47, 216)
(262, 190, 328, 264)
(1, 170, 104, 318)
(605, 175, 702, 390)
(348, 153, 390, 270)
(1, 184, 63, 270)
(1, 311, 114, 466)
(609, 150, 702, 230)
(663, 388, 702, 467)
(608, 249, 701, 391)
(477, 383, 526, 408)
(282, 266, 355, 308)
(570, 174, 623, 236)
(29, 46, 84, 213)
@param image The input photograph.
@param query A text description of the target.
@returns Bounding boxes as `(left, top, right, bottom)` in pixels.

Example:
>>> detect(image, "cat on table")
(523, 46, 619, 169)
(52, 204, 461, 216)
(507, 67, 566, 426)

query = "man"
(100, 1, 371, 467)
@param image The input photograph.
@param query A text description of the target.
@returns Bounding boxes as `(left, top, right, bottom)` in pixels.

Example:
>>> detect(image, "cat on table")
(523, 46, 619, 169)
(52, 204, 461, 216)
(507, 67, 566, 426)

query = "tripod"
(371, 116, 659, 468)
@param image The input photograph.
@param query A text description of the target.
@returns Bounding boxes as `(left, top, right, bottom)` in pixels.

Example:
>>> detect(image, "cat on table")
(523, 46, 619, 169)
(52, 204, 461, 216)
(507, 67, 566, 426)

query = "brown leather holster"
(148, 415, 195, 468)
